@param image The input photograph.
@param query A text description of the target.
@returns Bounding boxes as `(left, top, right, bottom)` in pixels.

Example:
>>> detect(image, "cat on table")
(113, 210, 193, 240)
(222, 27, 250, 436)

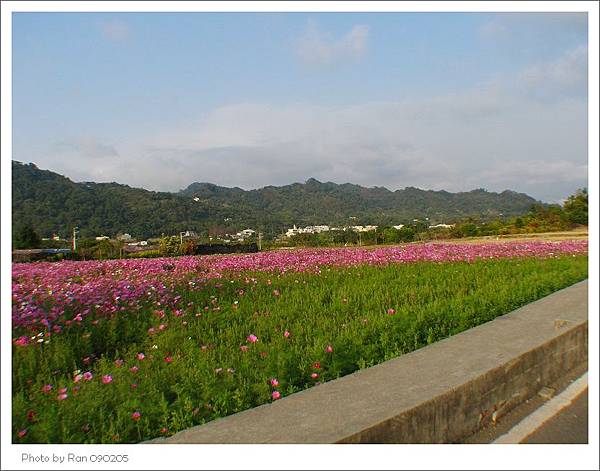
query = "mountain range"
(12, 161, 541, 239)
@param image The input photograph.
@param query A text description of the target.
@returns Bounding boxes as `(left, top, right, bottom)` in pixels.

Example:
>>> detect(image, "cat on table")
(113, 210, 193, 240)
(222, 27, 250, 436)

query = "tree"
(13, 224, 42, 249)
(563, 188, 588, 225)
(159, 236, 181, 256)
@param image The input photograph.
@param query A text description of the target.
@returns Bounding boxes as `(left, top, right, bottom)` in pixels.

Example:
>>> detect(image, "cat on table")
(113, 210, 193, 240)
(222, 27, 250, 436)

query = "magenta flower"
(271, 390, 281, 400)
(311, 373, 319, 379)
(130, 366, 139, 373)
(387, 308, 396, 315)
(83, 371, 93, 381)
(115, 359, 124, 367)
(270, 378, 279, 387)
(73, 374, 83, 383)
(239, 345, 249, 352)
(325, 345, 333, 353)
(59, 387, 68, 394)
(14, 336, 29, 347)
(137, 352, 145, 361)
(18, 429, 28, 438)
(284, 330, 290, 338)
(57, 393, 68, 401)
(131, 383, 138, 389)
(131, 411, 141, 421)
(247, 334, 258, 343)
(164, 356, 173, 363)
(272, 289, 280, 297)
(41, 384, 53, 393)
(102, 375, 113, 384)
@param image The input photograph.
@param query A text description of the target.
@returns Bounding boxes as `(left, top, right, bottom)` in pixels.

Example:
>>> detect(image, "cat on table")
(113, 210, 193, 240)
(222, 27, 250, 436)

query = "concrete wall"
(148, 280, 588, 444)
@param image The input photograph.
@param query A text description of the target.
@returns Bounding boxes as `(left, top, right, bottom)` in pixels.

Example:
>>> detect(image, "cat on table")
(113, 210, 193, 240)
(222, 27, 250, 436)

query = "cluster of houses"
(283, 222, 455, 238)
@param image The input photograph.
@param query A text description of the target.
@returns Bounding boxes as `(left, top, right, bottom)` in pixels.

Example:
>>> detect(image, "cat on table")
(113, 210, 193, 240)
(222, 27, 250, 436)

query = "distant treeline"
(280, 189, 588, 248)
(12, 189, 587, 259)
(13, 160, 543, 241)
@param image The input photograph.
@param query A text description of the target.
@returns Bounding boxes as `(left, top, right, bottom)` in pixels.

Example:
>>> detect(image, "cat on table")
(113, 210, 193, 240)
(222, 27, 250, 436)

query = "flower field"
(12, 240, 588, 443)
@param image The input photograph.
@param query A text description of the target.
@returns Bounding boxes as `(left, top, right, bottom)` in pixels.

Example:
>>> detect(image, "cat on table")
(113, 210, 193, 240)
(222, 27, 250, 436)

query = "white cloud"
(295, 20, 369, 66)
(518, 44, 588, 96)
(98, 19, 130, 42)
(42, 45, 588, 202)
(479, 13, 587, 40)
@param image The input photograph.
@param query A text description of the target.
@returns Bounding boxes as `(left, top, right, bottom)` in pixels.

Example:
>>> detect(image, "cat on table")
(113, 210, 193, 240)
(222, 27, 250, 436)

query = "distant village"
(39, 220, 456, 251)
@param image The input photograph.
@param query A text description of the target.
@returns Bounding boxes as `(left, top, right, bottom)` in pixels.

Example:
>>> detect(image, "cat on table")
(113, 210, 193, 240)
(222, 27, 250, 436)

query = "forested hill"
(12, 161, 540, 239)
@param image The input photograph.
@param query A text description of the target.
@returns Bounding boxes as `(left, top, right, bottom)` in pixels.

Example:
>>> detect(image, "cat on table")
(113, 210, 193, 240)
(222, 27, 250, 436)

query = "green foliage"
(12, 255, 588, 443)
(563, 188, 588, 225)
(13, 223, 42, 249)
(76, 239, 123, 260)
(12, 161, 542, 240)
(159, 236, 181, 256)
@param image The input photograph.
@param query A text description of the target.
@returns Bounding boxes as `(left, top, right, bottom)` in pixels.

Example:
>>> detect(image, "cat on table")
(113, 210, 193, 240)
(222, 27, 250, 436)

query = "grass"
(13, 255, 588, 443)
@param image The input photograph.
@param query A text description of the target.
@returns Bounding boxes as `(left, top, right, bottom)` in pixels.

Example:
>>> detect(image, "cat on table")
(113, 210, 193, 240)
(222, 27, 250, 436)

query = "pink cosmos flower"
(387, 308, 396, 315)
(313, 361, 321, 369)
(137, 352, 145, 360)
(164, 356, 173, 363)
(131, 383, 138, 389)
(57, 393, 68, 401)
(41, 384, 53, 393)
(102, 375, 113, 384)
(272, 289, 280, 297)
(83, 371, 93, 381)
(271, 390, 281, 400)
(247, 334, 258, 343)
(160, 427, 168, 434)
(59, 387, 68, 394)
(284, 330, 290, 338)
(73, 374, 83, 383)
(130, 366, 139, 373)
(239, 345, 249, 352)
(270, 378, 279, 387)
(14, 336, 29, 347)
(115, 359, 124, 367)
(18, 429, 28, 438)
(325, 345, 333, 353)
(131, 411, 141, 421)
(311, 373, 319, 379)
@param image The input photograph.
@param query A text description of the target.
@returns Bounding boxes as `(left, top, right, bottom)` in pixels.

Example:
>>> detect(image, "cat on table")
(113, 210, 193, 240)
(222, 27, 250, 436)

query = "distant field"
(12, 240, 588, 443)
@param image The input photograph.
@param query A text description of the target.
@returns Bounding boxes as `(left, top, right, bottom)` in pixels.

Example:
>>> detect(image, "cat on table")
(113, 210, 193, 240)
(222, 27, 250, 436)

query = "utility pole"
(258, 232, 262, 251)
(72, 227, 79, 251)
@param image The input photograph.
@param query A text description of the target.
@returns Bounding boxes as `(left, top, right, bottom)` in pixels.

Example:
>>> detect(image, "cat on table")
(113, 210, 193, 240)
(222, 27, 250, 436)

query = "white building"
(232, 229, 256, 240)
(285, 225, 330, 237)
(429, 223, 455, 229)
(350, 225, 378, 233)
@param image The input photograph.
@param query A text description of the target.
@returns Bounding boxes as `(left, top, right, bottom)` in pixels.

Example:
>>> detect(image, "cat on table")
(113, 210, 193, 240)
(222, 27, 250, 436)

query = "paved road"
(522, 389, 588, 444)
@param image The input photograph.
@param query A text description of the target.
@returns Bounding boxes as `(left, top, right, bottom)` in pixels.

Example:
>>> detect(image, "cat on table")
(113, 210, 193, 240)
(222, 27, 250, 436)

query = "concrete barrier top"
(148, 280, 588, 444)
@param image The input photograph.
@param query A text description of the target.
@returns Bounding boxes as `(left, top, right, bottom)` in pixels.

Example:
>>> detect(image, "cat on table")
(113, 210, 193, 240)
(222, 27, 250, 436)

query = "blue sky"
(12, 12, 588, 201)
